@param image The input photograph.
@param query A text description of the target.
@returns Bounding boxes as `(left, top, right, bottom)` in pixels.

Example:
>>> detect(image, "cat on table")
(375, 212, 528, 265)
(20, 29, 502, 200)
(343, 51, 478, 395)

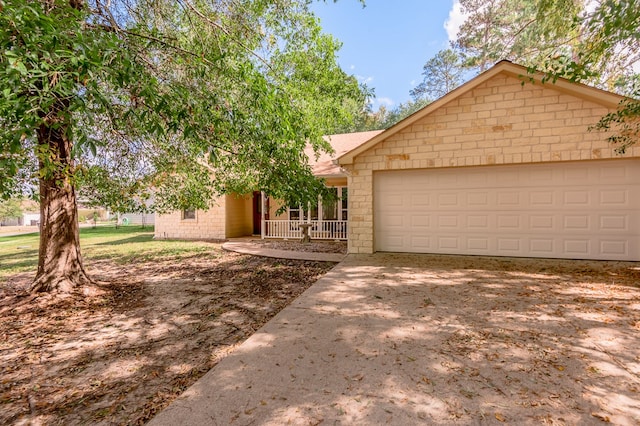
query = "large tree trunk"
(30, 117, 92, 293)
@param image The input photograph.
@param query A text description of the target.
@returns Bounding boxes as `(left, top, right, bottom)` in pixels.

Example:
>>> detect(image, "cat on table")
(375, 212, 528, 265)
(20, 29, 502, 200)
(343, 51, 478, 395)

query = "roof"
(338, 61, 625, 166)
(307, 130, 384, 177)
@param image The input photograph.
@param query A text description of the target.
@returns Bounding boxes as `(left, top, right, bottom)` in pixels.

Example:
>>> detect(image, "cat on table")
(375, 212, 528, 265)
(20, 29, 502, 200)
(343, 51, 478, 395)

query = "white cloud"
(444, 0, 467, 42)
(374, 97, 395, 107)
(356, 75, 374, 85)
(350, 64, 356, 70)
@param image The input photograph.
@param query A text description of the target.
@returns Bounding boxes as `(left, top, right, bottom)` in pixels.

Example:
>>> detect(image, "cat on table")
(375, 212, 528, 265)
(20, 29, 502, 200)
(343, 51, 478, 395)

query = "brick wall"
(154, 195, 226, 240)
(345, 73, 640, 254)
(225, 194, 253, 237)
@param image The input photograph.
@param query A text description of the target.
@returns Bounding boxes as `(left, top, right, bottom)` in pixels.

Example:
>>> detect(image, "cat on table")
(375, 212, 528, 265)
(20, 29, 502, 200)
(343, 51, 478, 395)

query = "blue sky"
(311, 0, 464, 109)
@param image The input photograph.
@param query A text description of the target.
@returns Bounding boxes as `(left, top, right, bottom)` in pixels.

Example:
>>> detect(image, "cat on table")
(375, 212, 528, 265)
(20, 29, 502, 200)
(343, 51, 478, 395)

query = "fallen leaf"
(591, 413, 611, 422)
(495, 412, 506, 422)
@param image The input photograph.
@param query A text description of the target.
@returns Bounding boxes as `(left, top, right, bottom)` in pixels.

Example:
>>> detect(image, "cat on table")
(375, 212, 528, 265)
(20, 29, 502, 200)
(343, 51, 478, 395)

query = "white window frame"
(287, 186, 347, 221)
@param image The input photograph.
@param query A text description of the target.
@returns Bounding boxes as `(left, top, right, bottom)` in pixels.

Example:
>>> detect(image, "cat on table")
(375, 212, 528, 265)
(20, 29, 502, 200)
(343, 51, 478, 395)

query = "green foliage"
(454, 0, 540, 72)
(532, 0, 640, 150)
(0, 0, 368, 213)
(451, 0, 640, 150)
(411, 49, 465, 101)
(0, 198, 23, 223)
(377, 99, 431, 129)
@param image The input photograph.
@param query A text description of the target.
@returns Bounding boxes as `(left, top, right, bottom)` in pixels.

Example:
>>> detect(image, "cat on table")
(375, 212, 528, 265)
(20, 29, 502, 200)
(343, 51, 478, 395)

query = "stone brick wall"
(225, 194, 253, 238)
(154, 195, 226, 240)
(345, 73, 640, 254)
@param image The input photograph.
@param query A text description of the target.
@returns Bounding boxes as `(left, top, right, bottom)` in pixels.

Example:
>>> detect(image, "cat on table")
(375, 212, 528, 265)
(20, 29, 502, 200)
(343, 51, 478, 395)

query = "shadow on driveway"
(150, 253, 640, 425)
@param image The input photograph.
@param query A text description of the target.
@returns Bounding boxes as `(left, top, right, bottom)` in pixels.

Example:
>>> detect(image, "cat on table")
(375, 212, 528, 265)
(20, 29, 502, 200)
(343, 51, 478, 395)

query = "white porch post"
(260, 191, 265, 239)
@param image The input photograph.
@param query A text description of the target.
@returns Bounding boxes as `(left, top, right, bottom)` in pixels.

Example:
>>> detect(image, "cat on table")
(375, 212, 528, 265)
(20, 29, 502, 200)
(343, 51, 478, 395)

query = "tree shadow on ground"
(0, 250, 335, 425)
(151, 253, 640, 425)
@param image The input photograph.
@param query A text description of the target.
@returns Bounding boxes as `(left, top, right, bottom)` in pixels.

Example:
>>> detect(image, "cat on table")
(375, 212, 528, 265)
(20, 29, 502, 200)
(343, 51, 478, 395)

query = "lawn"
(0, 226, 335, 425)
(0, 226, 217, 280)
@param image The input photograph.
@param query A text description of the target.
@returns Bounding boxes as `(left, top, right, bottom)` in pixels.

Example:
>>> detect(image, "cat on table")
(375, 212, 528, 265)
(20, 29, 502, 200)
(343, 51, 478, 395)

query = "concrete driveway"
(150, 253, 640, 425)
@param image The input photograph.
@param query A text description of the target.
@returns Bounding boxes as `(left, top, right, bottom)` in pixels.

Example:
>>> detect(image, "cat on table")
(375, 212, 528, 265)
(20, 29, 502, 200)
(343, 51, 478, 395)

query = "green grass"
(0, 226, 221, 279)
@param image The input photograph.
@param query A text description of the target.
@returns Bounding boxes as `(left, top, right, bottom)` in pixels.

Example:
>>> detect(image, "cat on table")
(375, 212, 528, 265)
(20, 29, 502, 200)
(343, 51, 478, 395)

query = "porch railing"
(263, 220, 347, 240)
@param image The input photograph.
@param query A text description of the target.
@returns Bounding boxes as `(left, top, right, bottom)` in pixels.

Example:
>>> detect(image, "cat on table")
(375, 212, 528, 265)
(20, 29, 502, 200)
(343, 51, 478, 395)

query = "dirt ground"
(251, 239, 347, 254)
(3, 241, 640, 425)
(150, 253, 640, 426)
(0, 247, 335, 425)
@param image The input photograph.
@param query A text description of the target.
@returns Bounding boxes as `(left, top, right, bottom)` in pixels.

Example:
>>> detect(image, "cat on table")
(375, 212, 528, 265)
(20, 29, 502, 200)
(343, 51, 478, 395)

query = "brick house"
(156, 61, 640, 261)
(337, 61, 640, 260)
(154, 130, 382, 241)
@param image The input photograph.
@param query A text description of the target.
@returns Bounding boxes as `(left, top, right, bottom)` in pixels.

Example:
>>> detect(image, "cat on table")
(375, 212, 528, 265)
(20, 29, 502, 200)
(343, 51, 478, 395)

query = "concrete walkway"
(222, 241, 346, 263)
(149, 253, 640, 425)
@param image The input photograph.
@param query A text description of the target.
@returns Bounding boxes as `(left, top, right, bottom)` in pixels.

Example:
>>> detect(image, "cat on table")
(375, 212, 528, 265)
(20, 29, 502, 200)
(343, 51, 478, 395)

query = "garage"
(374, 159, 640, 260)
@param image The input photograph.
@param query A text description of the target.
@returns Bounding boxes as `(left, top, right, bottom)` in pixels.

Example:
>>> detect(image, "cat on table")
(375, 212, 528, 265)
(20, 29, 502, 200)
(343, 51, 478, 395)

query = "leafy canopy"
(0, 198, 23, 223)
(0, 0, 369, 210)
(449, 0, 640, 151)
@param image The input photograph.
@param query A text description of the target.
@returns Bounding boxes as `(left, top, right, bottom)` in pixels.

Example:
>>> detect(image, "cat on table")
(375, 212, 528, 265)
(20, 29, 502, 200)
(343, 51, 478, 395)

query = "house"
(337, 61, 640, 261)
(156, 61, 640, 261)
(154, 130, 382, 241)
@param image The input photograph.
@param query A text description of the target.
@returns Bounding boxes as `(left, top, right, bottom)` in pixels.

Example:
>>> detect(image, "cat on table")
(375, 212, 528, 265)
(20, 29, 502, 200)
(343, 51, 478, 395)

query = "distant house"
(156, 61, 640, 261)
(22, 212, 40, 226)
(119, 212, 155, 226)
(0, 200, 40, 226)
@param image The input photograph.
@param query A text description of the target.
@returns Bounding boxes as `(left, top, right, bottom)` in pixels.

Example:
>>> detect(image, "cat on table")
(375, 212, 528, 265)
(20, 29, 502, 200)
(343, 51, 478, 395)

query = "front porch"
(262, 219, 348, 240)
(254, 187, 348, 241)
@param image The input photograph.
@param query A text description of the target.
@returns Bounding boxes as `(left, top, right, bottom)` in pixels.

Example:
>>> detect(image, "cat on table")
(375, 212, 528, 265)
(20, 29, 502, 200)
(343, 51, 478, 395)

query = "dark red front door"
(252, 192, 269, 235)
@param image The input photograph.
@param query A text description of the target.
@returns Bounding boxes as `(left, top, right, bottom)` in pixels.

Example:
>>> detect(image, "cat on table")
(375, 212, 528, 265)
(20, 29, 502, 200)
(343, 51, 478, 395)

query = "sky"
(311, 0, 465, 110)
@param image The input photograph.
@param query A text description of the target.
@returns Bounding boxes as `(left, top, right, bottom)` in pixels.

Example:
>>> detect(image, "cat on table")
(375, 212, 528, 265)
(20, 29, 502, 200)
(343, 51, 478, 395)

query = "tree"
(532, 0, 640, 153)
(0, 0, 368, 292)
(453, 0, 539, 72)
(382, 99, 431, 128)
(451, 0, 640, 151)
(0, 198, 23, 225)
(502, 0, 640, 152)
(410, 49, 465, 101)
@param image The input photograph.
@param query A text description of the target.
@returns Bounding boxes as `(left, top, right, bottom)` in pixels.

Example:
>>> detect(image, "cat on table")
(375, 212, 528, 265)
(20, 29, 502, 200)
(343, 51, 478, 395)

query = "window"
(182, 209, 196, 220)
(322, 188, 338, 221)
(289, 205, 301, 221)
(308, 204, 319, 221)
(341, 187, 348, 221)
(288, 187, 348, 221)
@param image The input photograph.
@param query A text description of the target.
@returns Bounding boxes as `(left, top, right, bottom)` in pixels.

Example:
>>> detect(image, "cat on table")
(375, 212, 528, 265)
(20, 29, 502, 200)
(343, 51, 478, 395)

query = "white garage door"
(374, 159, 640, 260)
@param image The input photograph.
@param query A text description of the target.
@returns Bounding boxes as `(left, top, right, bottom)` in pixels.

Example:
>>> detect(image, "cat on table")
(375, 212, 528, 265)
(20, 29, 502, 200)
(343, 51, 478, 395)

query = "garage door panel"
(437, 236, 460, 250)
(467, 192, 489, 206)
(529, 215, 555, 231)
(563, 190, 590, 206)
(599, 164, 630, 182)
(564, 239, 590, 256)
(601, 240, 628, 256)
(410, 235, 431, 250)
(600, 215, 627, 231)
(530, 191, 555, 206)
(467, 215, 489, 229)
(563, 215, 590, 230)
(374, 159, 640, 261)
(529, 239, 555, 255)
(600, 189, 629, 205)
(410, 194, 431, 207)
(467, 238, 490, 251)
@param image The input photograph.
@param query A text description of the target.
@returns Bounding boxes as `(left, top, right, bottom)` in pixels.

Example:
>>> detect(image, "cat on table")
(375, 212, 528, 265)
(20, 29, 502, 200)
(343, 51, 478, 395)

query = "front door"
(252, 192, 269, 235)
